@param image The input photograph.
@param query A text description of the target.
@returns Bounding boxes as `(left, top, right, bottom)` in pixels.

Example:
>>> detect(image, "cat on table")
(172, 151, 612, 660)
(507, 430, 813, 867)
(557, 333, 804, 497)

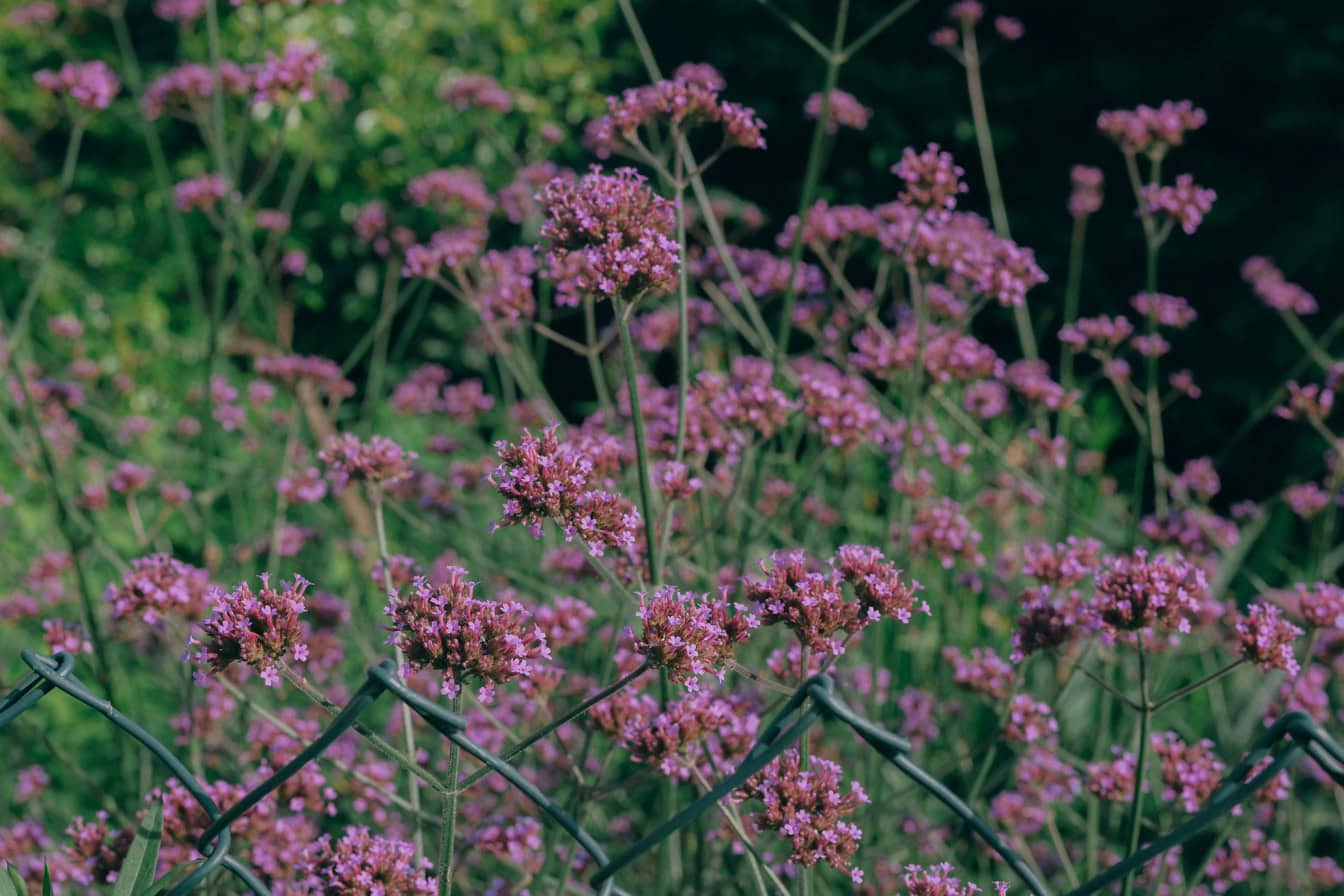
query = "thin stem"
(961, 20, 1036, 360)
(775, 0, 849, 360)
(437, 694, 463, 896)
(372, 486, 426, 857)
(1120, 637, 1151, 896)
(1151, 659, 1245, 713)
(613, 293, 662, 585)
(841, 0, 922, 61)
(582, 295, 614, 413)
(750, 0, 831, 58)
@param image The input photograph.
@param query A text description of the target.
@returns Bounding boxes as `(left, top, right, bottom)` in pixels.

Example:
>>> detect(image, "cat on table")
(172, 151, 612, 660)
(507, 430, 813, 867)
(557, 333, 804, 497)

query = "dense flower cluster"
(318, 433, 417, 491)
(1097, 100, 1207, 155)
(34, 60, 120, 111)
(1087, 549, 1208, 643)
(738, 750, 869, 884)
(103, 553, 213, 628)
(899, 862, 1008, 896)
(1141, 174, 1217, 235)
(1241, 256, 1318, 315)
(805, 88, 872, 133)
(384, 570, 550, 700)
(1068, 165, 1104, 217)
(252, 39, 327, 105)
(587, 65, 766, 155)
(893, 143, 967, 212)
(1232, 602, 1303, 676)
(537, 166, 679, 301)
(632, 586, 757, 688)
(189, 574, 311, 686)
(1151, 730, 1225, 813)
(289, 826, 434, 894)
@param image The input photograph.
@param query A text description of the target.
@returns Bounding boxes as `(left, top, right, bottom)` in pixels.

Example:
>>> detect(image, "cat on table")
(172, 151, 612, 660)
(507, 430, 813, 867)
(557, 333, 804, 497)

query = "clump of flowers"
(318, 433, 417, 492)
(1097, 99, 1207, 156)
(587, 64, 766, 156)
(744, 550, 855, 655)
(174, 174, 233, 212)
(290, 826, 434, 894)
(488, 424, 641, 557)
(537, 166, 679, 301)
(942, 646, 1014, 700)
(1151, 730, 1225, 813)
(899, 862, 1008, 895)
(632, 585, 757, 688)
(1141, 174, 1217, 235)
(893, 143, 967, 212)
(384, 569, 550, 701)
(832, 544, 929, 623)
(737, 749, 870, 884)
(1003, 694, 1058, 745)
(1232, 601, 1303, 676)
(189, 574, 311, 686)
(1087, 549, 1208, 643)
(805, 88, 872, 132)
(1068, 165, 1104, 217)
(103, 553, 213, 628)
(34, 60, 120, 111)
(252, 39, 327, 105)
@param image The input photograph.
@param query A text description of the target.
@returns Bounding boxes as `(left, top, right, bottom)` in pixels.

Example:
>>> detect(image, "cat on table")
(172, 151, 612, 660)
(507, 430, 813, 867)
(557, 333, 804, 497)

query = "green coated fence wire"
(4, 650, 1343, 896)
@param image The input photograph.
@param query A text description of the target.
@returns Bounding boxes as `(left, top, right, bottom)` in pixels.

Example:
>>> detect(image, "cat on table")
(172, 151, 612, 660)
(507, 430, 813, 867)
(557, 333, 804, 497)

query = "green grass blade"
(114, 800, 164, 896)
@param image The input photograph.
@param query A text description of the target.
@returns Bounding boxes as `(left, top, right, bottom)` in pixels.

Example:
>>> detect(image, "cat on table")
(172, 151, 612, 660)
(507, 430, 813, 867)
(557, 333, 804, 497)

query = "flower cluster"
(489, 424, 641, 557)
(1151, 730, 1225, 813)
(738, 750, 869, 884)
(899, 862, 1008, 895)
(384, 570, 550, 701)
(1097, 100, 1207, 155)
(805, 88, 872, 133)
(1087, 549, 1208, 643)
(1141, 174, 1216, 235)
(290, 826, 434, 894)
(1241, 256, 1318, 315)
(318, 433, 417, 491)
(1068, 165, 1104, 217)
(537, 166, 680, 301)
(34, 61, 121, 111)
(252, 39, 328, 105)
(893, 143, 967, 212)
(103, 553, 213, 628)
(632, 586, 757, 688)
(587, 65, 766, 156)
(189, 574, 311, 686)
(1232, 602, 1303, 676)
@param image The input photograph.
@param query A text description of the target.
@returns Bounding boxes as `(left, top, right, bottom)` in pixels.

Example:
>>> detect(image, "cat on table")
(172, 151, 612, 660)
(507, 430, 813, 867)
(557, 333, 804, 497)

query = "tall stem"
(961, 21, 1038, 361)
(1056, 214, 1089, 537)
(373, 486, 425, 856)
(437, 694, 463, 896)
(613, 293, 661, 586)
(775, 0, 849, 360)
(1120, 637, 1152, 896)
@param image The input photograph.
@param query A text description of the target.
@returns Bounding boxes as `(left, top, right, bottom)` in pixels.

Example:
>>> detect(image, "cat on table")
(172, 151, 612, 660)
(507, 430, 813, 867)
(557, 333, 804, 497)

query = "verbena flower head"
(1087, 549, 1208, 644)
(291, 826, 434, 895)
(738, 749, 869, 884)
(894, 143, 967, 212)
(942, 646, 1014, 700)
(405, 167, 492, 218)
(104, 553, 212, 627)
(42, 618, 92, 655)
(488, 424, 641, 557)
(252, 39, 327, 105)
(384, 570, 550, 701)
(1068, 164, 1104, 217)
(900, 862, 1009, 895)
(174, 174, 233, 212)
(1241, 256, 1317, 315)
(1151, 730, 1224, 813)
(744, 549, 858, 655)
(587, 66, 766, 156)
(189, 574, 310, 686)
(537, 166, 679, 302)
(1086, 746, 1142, 802)
(143, 62, 250, 120)
(1004, 694, 1058, 744)
(255, 353, 355, 398)
(1296, 581, 1344, 629)
(1141, 174, 1216, 235)
(439, 72, 512, 113)
(832, 544, 929, 623)
(1233, 601, 1303, 676)
(1097, 100, 1207, 156)
(34, 60, 120, 111)
(805, 88, 872, 133)
(318, 433, 417, 492)
(632, 585, 757, 688)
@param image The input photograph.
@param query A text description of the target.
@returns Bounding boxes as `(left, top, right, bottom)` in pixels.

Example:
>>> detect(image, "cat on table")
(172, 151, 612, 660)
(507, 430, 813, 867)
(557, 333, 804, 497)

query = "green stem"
(1056, 214, 1089, 538)
(961, 20, 1037, 360)
(583, 294, 614, 413)
(437, 694, 463, 896)
(775, 0, 849, 360)
(1120, 638, 1151, 896)
(613, 293, 661, 586)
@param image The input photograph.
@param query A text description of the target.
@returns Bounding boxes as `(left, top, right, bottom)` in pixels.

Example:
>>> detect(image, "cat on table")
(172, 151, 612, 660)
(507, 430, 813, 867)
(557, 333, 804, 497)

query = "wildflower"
(34, 61, 120, 111)
(291, 827, 434, 895)
(1276, 381, 1334, 421)
(744, 549, 858, 655)
(1283, 482, 1331, 519)
(281, 250, 307, 276)
(1241, 256, 1317, 315)
(401, 227, 487, 278)
(489, 424, 641, 557)
(1097, 100, 1207, 156)
(529, 595, 596, 649)
(1296, 581, 1344, 629)
(174, 174, 233, 212)
(143, 62, 250, 120)
(277, 467, 328, 504)
(989, 791, 1045, 835)
(405, 167, 493, 218)
(9, 3, 58, 26)
(633, 585, 757, 688)
(622, 692, 733, 778)
(905, 497, 984, 569)
(104, 553, 213, 627)
(1086, 746, 1141, 801)
(738, 750, 869, 884)
(1087, 549, 1208, 643)
(804, 88, 872, 132)
(793, 359, 882, 452)
(1232, 602, 1303, 676)
(42, 618, 92, 655)
(1016, 745, 1080, 802)
(318, 433, 417, 491)
(1151, 730, 1224, 812)
(994, 16, 1024, 40)
(384, 570, 550, 701)
(1068, 165, 1104, 217)
(537, 166, 679, 302)
(587, 68, 766, 156)
(1130, 292, 1197, 328)
(1004, 694, 1058, 745)
(893, 143, 967, 212)
(1141, 174, 1216, 235)
(1201, 829, 1281, 893)
(654, 460, 703, 500)
(439, 72, 512, 114)
(1021, 537, 1103, 587)
(832, 544, 929, 623)
(252, 39, 327, 105)
(942, 646, 1014, 700)
(900, 862, 1009, 896)
(189, 574, 309, 686)
(108, 460, 153, 493)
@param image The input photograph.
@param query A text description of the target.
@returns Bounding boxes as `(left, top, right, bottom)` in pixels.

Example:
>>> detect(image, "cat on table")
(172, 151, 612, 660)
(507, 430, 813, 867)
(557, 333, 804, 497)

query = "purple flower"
(1087, 549, 1208, 643)
(189, 574, 311, 686)
(291, 826, 433, 895)
(1097, 100, 1207, 156)
(35, 61, 120, 111)
(804, 88, 872, 133)
(1068, 164, 1104, 217)
(318, 433, 417, 492)
(633, 585, 757, 688)
(893, 143, 967, 212)
(252, 39, 327, 105)
(1142, 174, 1216, 235)
(1233, 602, 1303, 676)
(173, 174, 233, 212)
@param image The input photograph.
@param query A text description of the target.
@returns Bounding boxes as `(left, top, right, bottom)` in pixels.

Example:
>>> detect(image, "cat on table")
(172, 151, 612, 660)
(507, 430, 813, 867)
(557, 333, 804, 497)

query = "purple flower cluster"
(488, 424, 641, 557)
(1232, 602, 1303, 676)
(537, 166, 679, 302)
(384, 570, 550, 701)
(34, 61, 120, 111)
(439, 72, 512, 114)
(173, 174, 234, 212)
(893, 143, 968, 212)
(318, 433, 417, 491)
(1097, 100, 1207, 156)
(587, 64, 766, 156)
(290, 826, 433, 895)
(1241, 256, 1318, 315)
(1068, 165, 1104, 217)
(1141, 174, 1216, 235)
(189, 574, 311, 686)
(143, 62, 251, 119)
(633, 586, 757, 687)
(103, 552, 213, 627)
(942, 646, 1014, 700)
(804, 88, 872, 133)
(252, 39, 327, 105)
(1087, 549, 1208, 643)
(1151, 730, 1225, 813)
(900, 862, 1008, 896)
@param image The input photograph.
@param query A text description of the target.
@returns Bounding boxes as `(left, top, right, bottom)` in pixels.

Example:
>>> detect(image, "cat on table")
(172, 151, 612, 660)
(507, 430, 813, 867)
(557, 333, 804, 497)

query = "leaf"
(139, 861, 203, 896)
(114, 801, 163, 896)
(1, 864, 25, 896)
(40, 864, 51, 896)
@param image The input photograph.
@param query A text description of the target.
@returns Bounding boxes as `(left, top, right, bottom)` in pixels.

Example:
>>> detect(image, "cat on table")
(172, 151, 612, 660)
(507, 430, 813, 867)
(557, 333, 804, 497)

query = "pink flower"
(42, 618, 92, 655)
(1296, 581, 1344, 629)
(405, 167, 492, 218)
(633, 585, 757, 687)
(832, 544, 929, 623)
(438, 73, 512, 114)
(1232, 602, 1303, 676)
(900, 862, 1009, 895)
(1151, 730, 1225, 813)
(942, 646, 1014, 700)
(103, 553, 213, 628)
(252, 39, 327, 105)
(173, 174, 233, 212)
(384, 570, 550, 701)
(744, 549, 858, 655)
(1242, 256, 1317, 315)
(290, 826, 433, 894)
(586, 68, 766, 156)
(1004, 694, 1058, 744)
(1141, 174, 1216, 235)
(35, 61, 120, 111)
(318, 433, 417, 491)
(1087, 549, 1208, 643)
(804, 88, 872, 133)
(189, 574, 311, 686)
(1097, 100, 1207, 155)
(1068, 164, 1104, 217)
(893, 143, 967, 212)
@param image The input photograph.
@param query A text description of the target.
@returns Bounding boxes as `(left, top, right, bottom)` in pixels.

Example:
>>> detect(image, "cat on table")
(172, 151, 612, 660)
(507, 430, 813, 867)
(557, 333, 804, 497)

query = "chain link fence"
(4, 648, 1343, 895)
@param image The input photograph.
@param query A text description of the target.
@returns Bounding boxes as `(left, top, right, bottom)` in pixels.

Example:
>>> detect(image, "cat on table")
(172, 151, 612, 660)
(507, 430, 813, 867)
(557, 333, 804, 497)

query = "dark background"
(617, 0, 1344, 505)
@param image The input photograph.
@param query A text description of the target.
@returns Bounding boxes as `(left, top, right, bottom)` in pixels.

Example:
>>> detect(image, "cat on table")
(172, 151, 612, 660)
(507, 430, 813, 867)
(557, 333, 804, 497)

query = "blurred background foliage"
(4, 0, 1342, 537)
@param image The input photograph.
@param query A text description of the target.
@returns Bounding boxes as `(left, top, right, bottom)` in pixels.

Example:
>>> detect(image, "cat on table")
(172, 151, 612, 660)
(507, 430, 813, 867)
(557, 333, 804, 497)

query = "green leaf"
(114, 801, 163, 896)
(1, 864, 25, 896)
(40, 864, 51, 896)
(139, 861, 203, 896)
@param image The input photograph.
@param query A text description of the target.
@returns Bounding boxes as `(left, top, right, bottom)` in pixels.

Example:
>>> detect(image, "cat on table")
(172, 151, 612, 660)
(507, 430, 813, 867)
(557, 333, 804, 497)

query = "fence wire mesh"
(4, 648, 1343, 895)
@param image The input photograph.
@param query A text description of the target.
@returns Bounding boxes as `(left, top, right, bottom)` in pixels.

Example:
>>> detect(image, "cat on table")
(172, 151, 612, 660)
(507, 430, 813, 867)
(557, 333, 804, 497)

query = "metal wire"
(4, 653, 1343, 895)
